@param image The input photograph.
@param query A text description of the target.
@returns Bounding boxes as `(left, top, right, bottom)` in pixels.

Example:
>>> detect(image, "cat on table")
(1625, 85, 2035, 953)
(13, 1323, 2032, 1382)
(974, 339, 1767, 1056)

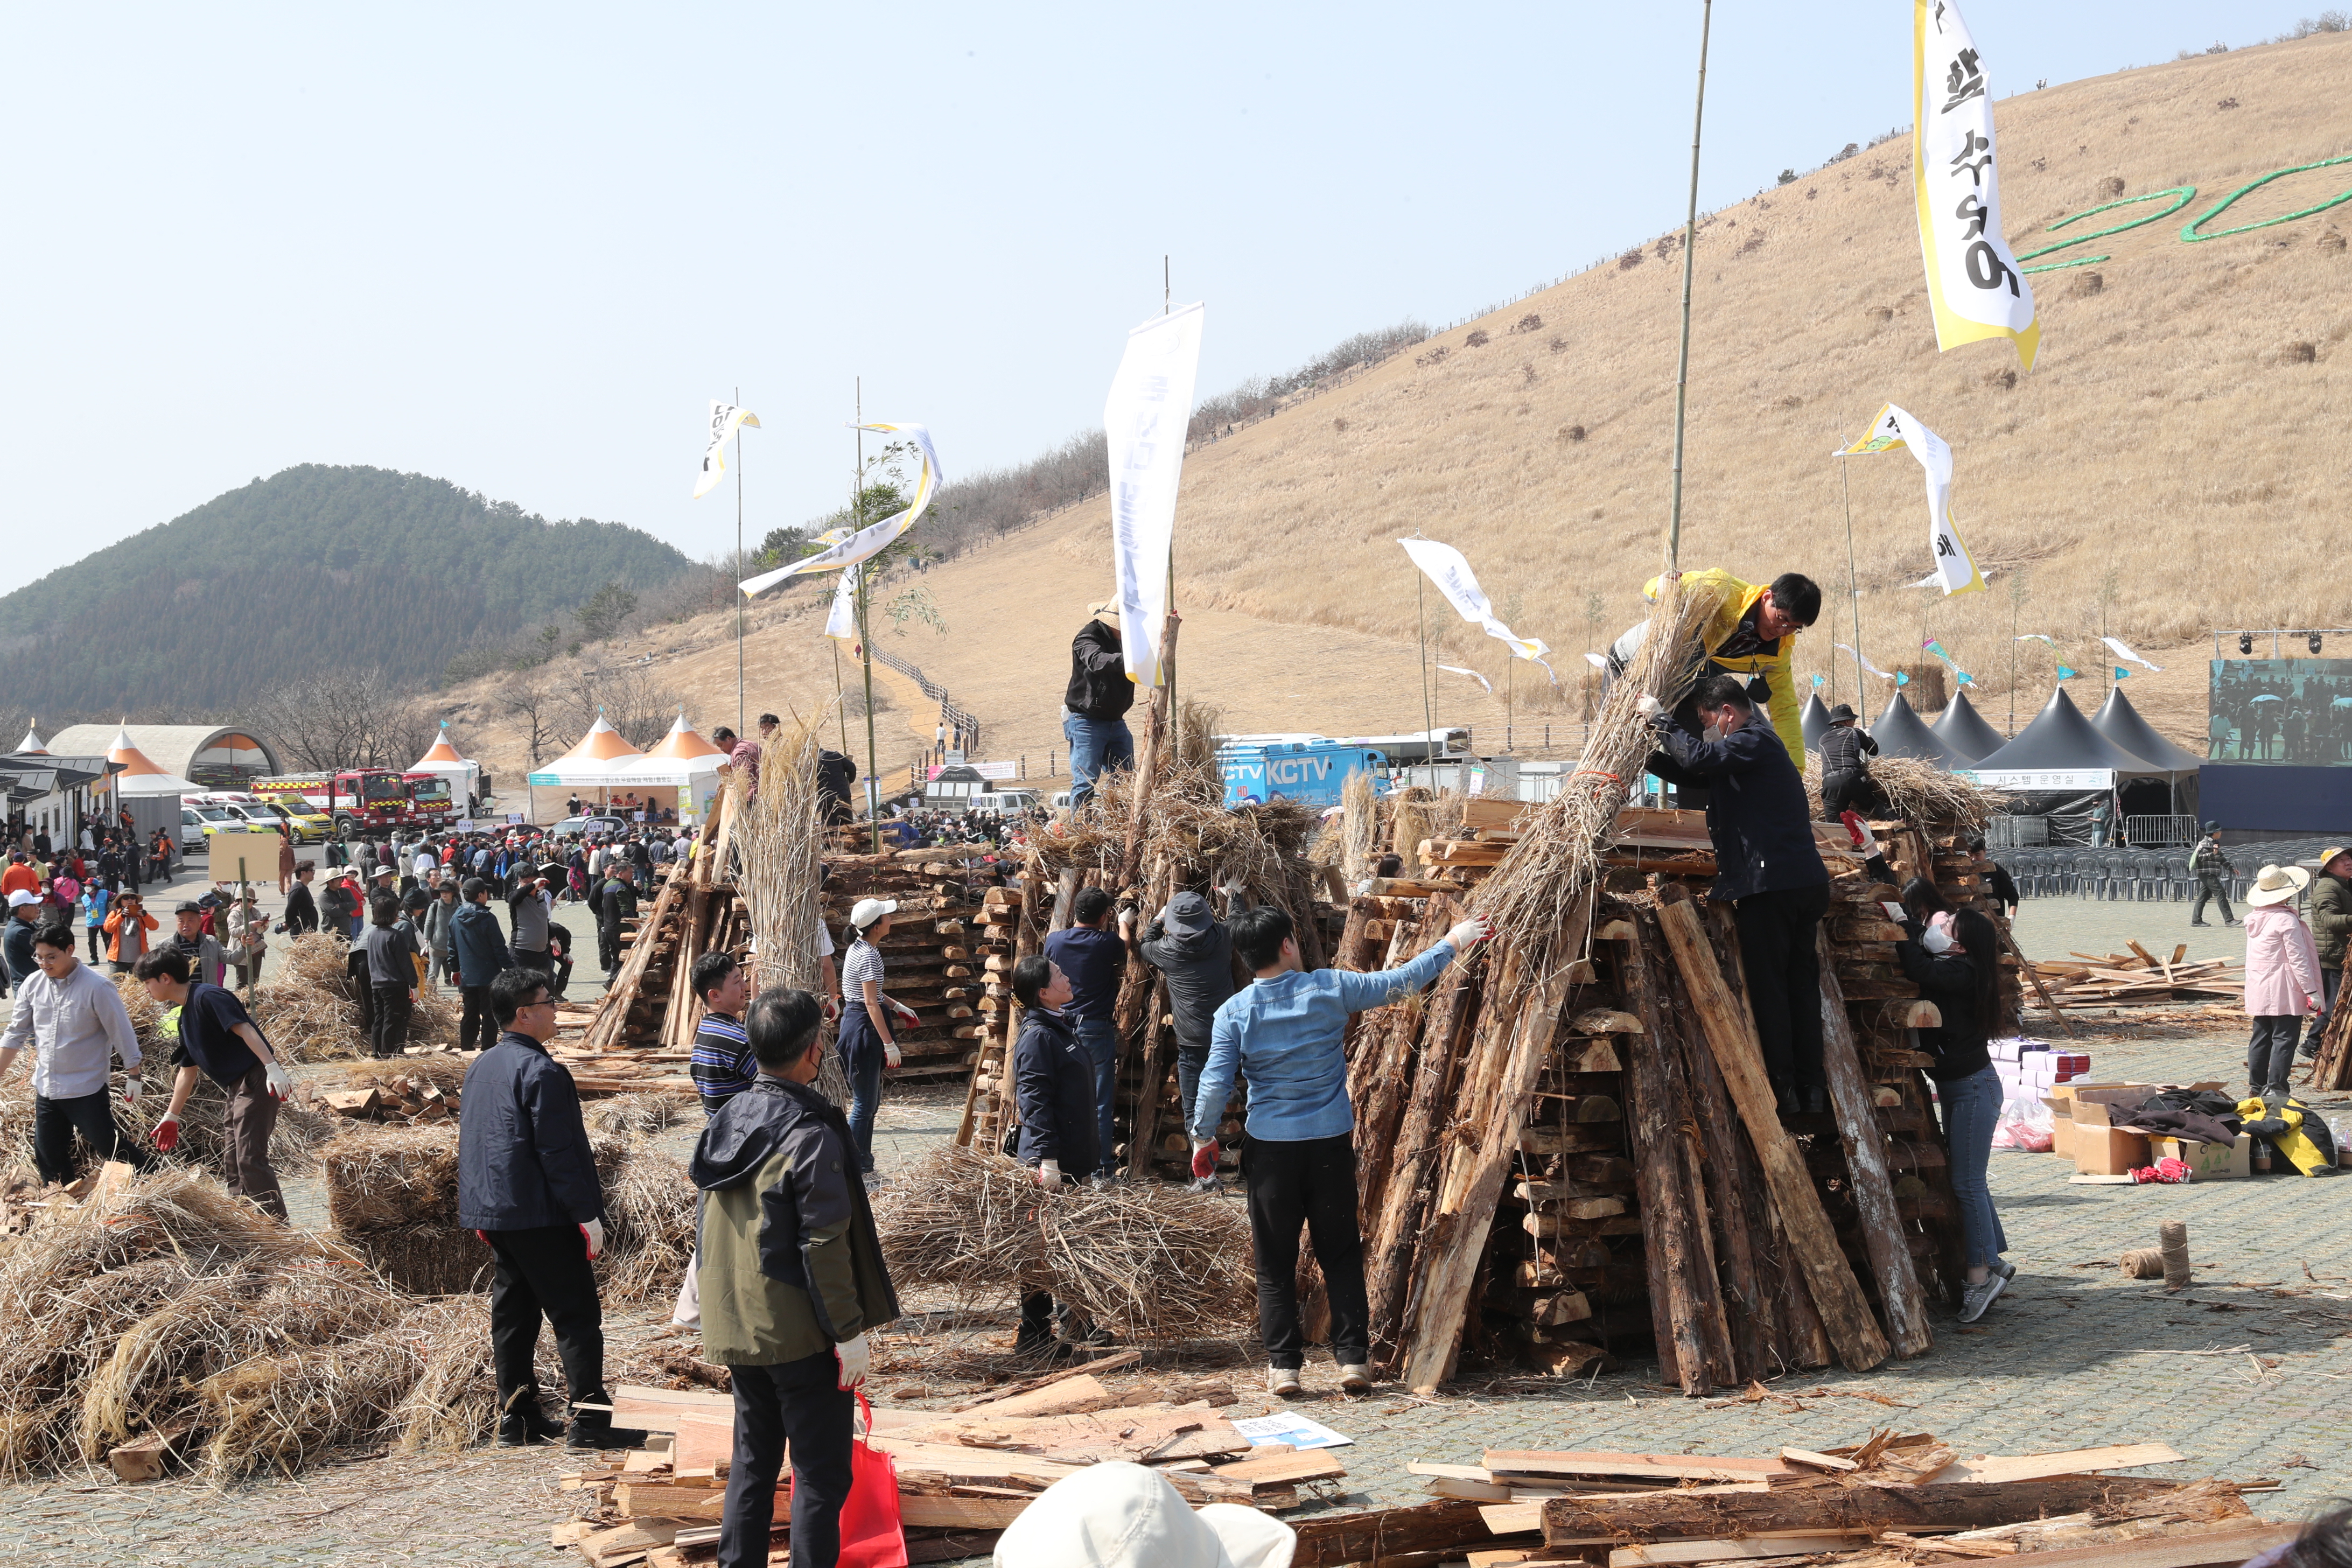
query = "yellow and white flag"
(1107, 302, 1207, 687)
(739, 423, 943, 596)
(1836, 403, 1985, 597)
(692, 401, 761, 500)
(1914, 0, 2038, 369)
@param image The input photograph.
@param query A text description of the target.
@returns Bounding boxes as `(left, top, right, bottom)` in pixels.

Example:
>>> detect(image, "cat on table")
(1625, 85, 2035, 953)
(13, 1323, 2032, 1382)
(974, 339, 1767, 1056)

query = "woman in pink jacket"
(2243, 863, 2323, 1098)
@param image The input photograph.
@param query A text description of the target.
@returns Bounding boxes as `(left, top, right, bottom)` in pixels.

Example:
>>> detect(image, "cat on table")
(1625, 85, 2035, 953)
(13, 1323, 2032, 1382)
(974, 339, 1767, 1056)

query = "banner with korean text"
(1914, 0, 2039, 368)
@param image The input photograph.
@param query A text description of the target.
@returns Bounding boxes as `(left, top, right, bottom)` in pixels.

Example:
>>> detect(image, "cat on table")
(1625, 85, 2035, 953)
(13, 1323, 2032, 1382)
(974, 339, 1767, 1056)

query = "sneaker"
(1993, 1257, 2015, 1283)
(1267, 1365, 1303, 1397)
(565, 1418, 649, 1451)
(1187, 1175, 1219, 1194)
(1958, 1272, 2007, 1324)
(1338, 1363, 1374, 1394)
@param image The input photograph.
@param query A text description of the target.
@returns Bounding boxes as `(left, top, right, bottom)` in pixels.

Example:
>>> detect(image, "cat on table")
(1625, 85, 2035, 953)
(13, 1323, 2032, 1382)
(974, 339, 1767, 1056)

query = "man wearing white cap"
(3, 889, 44, 989)
(1063, 598, 1137, 809)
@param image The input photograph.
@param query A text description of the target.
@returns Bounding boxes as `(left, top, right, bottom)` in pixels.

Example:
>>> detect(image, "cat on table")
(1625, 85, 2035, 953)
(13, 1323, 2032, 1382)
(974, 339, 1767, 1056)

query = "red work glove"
(1191, 1139, 1220, 1180)
(475, 1230, 490, 1245)
(152, 1114, 181, 1153)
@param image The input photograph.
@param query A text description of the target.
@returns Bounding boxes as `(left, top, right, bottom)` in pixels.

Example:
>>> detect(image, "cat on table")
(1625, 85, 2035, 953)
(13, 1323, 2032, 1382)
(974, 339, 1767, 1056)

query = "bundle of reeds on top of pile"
(1802, 755, 2004, 832)
(873, 1143, 1254, 1343)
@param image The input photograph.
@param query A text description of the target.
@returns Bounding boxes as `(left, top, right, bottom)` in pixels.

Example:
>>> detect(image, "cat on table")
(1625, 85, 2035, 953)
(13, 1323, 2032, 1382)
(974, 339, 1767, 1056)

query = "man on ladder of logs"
(1640, 674, 1833, 1117)
(1608, 569, 1821, 803)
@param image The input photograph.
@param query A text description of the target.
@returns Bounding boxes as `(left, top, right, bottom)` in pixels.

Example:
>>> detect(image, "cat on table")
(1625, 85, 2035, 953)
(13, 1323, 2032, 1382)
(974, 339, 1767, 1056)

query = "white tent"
(16, 720, 46, 755)
(624, 711, 730, 787)
(525, 713, 647, 789)
(409, 721, 481, 802)
(103, 724, 201, 796)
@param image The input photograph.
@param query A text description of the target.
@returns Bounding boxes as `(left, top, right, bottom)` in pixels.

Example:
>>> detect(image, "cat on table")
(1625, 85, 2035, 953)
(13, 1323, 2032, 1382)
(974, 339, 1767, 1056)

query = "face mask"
(1919, 923, 1954, 954)
(1702, 724, 1724, 745)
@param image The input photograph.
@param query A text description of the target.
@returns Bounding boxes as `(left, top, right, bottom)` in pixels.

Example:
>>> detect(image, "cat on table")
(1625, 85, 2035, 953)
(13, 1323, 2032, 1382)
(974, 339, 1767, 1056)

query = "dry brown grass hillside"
(445, 33, 2352, 796)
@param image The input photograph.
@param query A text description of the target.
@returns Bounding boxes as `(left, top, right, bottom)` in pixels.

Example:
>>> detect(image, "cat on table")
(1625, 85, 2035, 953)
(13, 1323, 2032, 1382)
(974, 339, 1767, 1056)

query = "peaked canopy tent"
(2088, 688, 2204, 827)
(45, 724, 279, 789)
(1868, 692, 1957, 765)
(624, 712, 731, 823)
(1800, 692, 1832, 752)
(408, 722, 485, 811)
(524, 714, 651, 821)
(1961, 689, 2172, 844)
(17, 724, 46, 755)
(1928, 690, 2009, 764)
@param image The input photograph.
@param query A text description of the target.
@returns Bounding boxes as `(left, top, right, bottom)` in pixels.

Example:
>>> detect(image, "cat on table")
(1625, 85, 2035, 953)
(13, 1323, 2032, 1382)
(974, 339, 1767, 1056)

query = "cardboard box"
(2074, 1126, 2154, 1177)
(2049, 1115, 2075, 1159)
(2148, 1133, 2251, 1180)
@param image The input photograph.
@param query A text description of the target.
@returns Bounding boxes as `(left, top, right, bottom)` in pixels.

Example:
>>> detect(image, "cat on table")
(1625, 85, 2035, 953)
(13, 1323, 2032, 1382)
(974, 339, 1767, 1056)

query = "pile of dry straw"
(873, 1144, 1254, 1342)
(1802, 754, 2004, 833)
(251, 932, 462, 1061)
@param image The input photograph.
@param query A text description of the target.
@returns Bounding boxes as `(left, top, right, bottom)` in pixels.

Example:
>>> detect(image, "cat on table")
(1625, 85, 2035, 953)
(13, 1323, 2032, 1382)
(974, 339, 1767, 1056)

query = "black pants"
(1733, 883, 1832, 1092)
(484, 1223, 606, 1418)
(2249, 1015, 2301, 1096)
(596, 923, 622, 974)
(1242, 1132, 1369, 1368)
(2192, 876, 2234, 925)
(86, 924, 103, 962)
(32, 1089, 150, 1185)
(348, 949, 375, 1038)
(1821, 769, 1880, 822)
(370, 982, 411, 1058)
(2301, 967, 2342, 1056)
(720, 1353, 855, 1568)
(459, 985, 496, 1051)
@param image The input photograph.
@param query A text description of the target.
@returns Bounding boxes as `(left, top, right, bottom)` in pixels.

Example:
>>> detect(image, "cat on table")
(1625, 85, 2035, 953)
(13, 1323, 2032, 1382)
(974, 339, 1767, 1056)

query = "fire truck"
(253, 770, 457, 833)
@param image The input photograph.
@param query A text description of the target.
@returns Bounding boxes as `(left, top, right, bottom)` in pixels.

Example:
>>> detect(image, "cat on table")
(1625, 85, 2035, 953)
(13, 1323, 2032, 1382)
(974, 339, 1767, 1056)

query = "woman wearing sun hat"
(2243, 863, 2323, 1098)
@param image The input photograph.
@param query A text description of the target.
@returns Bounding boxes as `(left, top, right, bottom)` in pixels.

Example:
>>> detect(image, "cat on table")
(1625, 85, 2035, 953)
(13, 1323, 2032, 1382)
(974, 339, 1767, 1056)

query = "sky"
(0, 2, 2313, 592)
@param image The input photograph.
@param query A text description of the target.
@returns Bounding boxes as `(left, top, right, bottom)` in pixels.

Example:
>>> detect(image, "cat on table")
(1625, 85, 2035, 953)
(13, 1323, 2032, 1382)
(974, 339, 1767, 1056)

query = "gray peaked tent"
(1800, 692, 1832, 751)
(1870, 691, 1957, 765)
(1929, 690, 2010, 764)
(2089, 687, 2203, 823)
(1969, 688, 2160, 780)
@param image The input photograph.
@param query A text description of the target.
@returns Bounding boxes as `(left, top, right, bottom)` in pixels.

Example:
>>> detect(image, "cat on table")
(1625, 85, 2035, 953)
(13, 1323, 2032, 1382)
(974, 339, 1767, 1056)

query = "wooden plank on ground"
(1541, 1478, 2206, 1545)
(1611, 1536, 1871, 1565)
(1925, 1445, 2185, 1485)
(1486, 1452, 1792, 1483)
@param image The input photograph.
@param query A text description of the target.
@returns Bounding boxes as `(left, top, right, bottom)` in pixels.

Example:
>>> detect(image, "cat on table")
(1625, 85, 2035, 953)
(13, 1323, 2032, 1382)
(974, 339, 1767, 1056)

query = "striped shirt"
(843, 937, 885, 996)
(690, 1012, 755, 1111)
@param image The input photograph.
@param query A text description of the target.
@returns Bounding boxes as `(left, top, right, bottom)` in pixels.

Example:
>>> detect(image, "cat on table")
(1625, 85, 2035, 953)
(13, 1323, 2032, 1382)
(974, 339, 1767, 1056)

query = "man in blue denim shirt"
(1042, 887, 1127, 1181)
(1189, 903, 1492, 1396)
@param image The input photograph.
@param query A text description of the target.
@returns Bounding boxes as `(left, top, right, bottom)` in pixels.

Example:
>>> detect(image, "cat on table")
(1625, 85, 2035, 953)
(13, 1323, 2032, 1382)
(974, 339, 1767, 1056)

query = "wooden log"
(1653, 883, 1887, 1373)
(1815, 927, 1932, 1359)
(1352, 895, 1458, 1220)
(1366, 944, 1482, 1369)
(1668, 969, 1776, 1381)
(1291, 1500, 1506, 1568)
(1541, 1478, 2209, 1544)
(1619, 912, 1717, 1394)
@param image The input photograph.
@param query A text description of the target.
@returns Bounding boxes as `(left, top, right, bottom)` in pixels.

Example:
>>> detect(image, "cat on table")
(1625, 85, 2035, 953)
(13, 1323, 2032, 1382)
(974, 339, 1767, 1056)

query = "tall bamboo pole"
(1663, 0, 1715, 580)
(855, 380, 882, 855)
(735, 383, 746, 736)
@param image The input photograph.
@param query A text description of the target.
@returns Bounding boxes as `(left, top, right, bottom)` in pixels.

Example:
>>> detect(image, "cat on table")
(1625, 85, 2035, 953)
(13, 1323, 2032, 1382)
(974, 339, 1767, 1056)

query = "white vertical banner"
(1914, 0, 2039, 368)
(692, 401, 760, 500)
(1835, 403, 1986, 596)
(1105, 302, 1206, 687)
(823, 565, 859, 642)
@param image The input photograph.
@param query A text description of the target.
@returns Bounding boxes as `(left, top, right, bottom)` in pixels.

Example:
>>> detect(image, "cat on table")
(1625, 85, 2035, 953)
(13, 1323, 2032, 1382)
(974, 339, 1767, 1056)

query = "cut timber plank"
(1212, 1450, 1349, 1487)
(899, 1495, 1032, 1530)
(1816, 929, 1932, 1359)
(1655, 883, 1887, 1374)
(1612, 1536, 1870, 1565)
(1926, 1445, 2185, 1485)
(1291, 1499, 1510, 1568)
(1780, 1447, 1859, 1472)
(1540, 1478, 2203, 1544)
(943, 1349, 1141, 1412)
(1488, 1451, 1791, 1483)
(1881, 1525, 2297, 1568)
(1481, 1503, 1548, 1535)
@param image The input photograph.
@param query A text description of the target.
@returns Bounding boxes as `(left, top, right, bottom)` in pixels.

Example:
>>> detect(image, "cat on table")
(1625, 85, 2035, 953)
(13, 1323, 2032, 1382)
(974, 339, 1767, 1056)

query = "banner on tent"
(1960, 767, 2115, 790)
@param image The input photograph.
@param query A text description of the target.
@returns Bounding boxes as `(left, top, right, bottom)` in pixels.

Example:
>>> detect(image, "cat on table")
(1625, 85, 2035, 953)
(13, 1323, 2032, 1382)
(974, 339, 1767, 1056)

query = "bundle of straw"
(597, 1143, 695, 1304)
(1339, 768, 1379, 883)
(1801, 755, 2004, 832)
(320, 1127, 460, 1234)
(731, 705, 851, 1106)
(249, 931, 462, 1059)
(197, 1292, 468, 1478)
(872, 1143, 1254, 1342)
(390, 1297, 499, 1453)
(585, 1091, 687, 1136)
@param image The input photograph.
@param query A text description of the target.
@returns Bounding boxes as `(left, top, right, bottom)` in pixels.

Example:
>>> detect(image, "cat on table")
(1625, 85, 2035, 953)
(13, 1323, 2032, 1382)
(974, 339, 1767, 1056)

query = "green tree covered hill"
(0, 465, 690, 715)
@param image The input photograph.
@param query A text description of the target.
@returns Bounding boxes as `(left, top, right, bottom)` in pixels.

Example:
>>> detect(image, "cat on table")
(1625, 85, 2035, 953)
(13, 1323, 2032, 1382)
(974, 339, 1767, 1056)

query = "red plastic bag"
(833, 1390, 907, 1568)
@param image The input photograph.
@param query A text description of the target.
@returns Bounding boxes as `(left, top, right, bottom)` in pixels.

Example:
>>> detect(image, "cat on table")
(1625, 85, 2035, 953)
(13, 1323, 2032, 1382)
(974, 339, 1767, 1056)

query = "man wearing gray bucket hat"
(1815, 703, 1879, 822)
(1136, 890, 1239, 1189)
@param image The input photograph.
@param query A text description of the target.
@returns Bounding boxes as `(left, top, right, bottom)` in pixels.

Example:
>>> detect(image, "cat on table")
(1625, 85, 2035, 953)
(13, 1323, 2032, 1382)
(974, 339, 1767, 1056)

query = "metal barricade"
(2124, 814, 2197, 847)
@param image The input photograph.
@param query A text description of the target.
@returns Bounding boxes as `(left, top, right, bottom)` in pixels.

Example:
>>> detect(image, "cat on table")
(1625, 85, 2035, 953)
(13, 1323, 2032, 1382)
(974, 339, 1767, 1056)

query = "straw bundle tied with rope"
(731, 704, 851, 1107)
(1801, 755, 2004, 832)
(250, 932, 462, 1060)
(873, 1143, 1255, 1342)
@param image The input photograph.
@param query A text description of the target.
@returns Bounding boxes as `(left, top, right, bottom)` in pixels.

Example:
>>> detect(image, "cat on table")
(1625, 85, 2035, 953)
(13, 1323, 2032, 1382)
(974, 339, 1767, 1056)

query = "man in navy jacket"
(458, 967, 633, 1448)
(1643, 673, 1833, 1115)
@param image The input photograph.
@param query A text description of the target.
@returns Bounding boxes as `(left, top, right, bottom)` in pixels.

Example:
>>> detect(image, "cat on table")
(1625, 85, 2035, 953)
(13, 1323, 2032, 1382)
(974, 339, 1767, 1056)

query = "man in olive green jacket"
(691, 988, 898, 1568)
(2302, 848, 2352, 1058)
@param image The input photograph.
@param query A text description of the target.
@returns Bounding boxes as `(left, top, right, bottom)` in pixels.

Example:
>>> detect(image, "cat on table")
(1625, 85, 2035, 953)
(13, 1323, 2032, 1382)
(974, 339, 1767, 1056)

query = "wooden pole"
(1116, 614, 1181, 892)
(1619, 914, 1718, 1393)
(1653, 882, 1888, 1371)
(1663, 0, 1714, 581)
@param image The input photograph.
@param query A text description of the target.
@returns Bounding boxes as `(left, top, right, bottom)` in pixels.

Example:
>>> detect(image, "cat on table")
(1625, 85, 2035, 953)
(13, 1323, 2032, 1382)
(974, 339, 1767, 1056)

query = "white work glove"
(1444, 914, 1495, 952)
(1037, 1158, 1063, 1189)
(884, 1044, 902, 1070)
(1634, 694, 1664, 721)
(835, 1332, 870, 1388)
(580, 1218, 605, 1259)
(121, 1077, 144, 1104)
(262, 1062, 296, 1102)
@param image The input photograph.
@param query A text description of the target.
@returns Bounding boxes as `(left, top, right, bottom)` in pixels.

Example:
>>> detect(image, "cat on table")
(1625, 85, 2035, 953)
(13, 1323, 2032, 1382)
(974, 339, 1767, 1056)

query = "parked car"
(1050, 791, 1073, 810)
(976, 789, 1040, 814)
(551, 815, 629, 841)
(179, 806, 228, 853)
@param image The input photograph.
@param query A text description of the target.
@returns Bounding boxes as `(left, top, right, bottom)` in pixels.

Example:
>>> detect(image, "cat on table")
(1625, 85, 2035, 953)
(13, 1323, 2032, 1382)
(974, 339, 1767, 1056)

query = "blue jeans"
(839, 1003, 885, 1174)
(1074, 1016, 1119, 1175)
(1937, 1066, 2008, 1270)
(1063, 713, 1135, 809)
(1175, 1041, 1212, 1137)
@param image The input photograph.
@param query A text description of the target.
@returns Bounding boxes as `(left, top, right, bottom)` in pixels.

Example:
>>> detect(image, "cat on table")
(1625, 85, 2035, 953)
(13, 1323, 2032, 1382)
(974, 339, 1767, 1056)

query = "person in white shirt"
(0, 923, 151, 1181)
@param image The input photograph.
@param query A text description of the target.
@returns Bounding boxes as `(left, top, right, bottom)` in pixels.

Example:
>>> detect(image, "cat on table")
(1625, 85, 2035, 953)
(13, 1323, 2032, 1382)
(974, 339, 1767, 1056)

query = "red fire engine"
(253, 771, 456, 832)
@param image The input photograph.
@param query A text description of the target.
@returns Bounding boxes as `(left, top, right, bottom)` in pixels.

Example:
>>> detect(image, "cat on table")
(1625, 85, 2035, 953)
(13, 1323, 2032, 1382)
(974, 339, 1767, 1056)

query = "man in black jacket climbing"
(1135, 890, 1238, 1189)
(1063, 598, 1139, 809)
(1643, 674, 1833, 1115)
(1009, 954, 1098, 1359)
(1816, 704, 1880, 822)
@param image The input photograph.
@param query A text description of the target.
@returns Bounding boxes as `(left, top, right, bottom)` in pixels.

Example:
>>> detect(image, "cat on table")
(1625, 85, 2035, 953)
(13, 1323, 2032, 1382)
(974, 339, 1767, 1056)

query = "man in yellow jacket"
(1611, 569, 1822, 768)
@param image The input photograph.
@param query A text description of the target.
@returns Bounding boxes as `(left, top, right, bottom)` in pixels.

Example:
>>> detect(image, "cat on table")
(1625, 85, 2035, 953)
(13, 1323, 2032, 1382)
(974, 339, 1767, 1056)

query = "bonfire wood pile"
(2029, 946, 2245, 1007)
(1346, 793, 2017, 1395)
(823, 849, 993, 1080)
(583, 865, 753, 1054)
(1301, 1437, 2272, 1568)
(553, 1362, 1341, 1568)
(954, 873, 1038, 1149)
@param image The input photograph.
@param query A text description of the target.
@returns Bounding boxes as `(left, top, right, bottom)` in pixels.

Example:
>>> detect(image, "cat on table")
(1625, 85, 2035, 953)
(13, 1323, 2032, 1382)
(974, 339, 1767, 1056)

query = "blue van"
(1217, 740, 1387, 809)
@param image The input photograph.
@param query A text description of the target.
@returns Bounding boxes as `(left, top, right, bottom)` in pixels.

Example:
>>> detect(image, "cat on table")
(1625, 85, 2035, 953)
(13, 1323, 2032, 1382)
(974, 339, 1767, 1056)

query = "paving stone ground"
(2, 879, 2346, 1564)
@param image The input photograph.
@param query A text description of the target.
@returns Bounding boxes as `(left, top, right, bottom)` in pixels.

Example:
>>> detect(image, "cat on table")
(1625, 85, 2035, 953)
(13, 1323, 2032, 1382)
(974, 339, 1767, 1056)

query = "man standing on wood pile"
(1044, 888, 1128, 1186)
(2190, 822, 2239, 928)
(136, 944, 296, 1216)
(1816, 704, 1880, 821)
(458, 967, 641, 1450)
(2302, 846, 2352, 1060)
(450, 877, 514, 1052)
(692, 988, 899, 1568)
(1131, 890, 1239, 1192)
(1190, 904, 1492, 1396)
(1639, 673, 1833, 1117)
(3, 923, 153, 1183)
(594, 860, 639, 983)
(1009, 953, 1106, 1360)
(1609, 569, 1822, 778)
(1063, 598, 1136, 810)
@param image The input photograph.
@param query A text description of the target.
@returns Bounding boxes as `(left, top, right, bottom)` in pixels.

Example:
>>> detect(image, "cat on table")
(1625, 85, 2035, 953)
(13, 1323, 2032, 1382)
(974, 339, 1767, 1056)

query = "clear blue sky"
(0, 2, 2304, 592)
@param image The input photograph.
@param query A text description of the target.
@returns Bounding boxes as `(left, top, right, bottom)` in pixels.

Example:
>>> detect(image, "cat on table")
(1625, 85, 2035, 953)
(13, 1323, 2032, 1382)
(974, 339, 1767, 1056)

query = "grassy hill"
(438, 33, 2352, 794)
(0, 465, 692, 716)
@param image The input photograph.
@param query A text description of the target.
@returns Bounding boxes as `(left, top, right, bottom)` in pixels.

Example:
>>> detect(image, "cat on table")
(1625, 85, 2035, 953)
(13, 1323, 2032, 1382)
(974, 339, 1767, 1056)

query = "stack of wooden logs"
(1346, 801, 2015, 1394)
(582, 816, 754, 1053)
(822, 850, 993, 1080)
(955, 874, 1037, 1149)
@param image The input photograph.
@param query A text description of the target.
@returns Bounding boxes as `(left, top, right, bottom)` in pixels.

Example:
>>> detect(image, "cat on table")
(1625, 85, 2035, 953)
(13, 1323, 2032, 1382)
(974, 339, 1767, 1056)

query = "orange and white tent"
(408, 721, 481, 798)
(625, 712, 729, 787)
(526, 713, 646, 788)
(105, 724, 201, 796)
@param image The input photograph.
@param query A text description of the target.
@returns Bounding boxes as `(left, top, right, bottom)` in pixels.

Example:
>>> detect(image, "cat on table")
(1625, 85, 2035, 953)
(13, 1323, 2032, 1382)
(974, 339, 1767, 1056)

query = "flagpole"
(1842, 461, 1865, 703)
(855, 379, 882, 856)
(1662, 0, 1714, 580)
(736, 383, 746, 737)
